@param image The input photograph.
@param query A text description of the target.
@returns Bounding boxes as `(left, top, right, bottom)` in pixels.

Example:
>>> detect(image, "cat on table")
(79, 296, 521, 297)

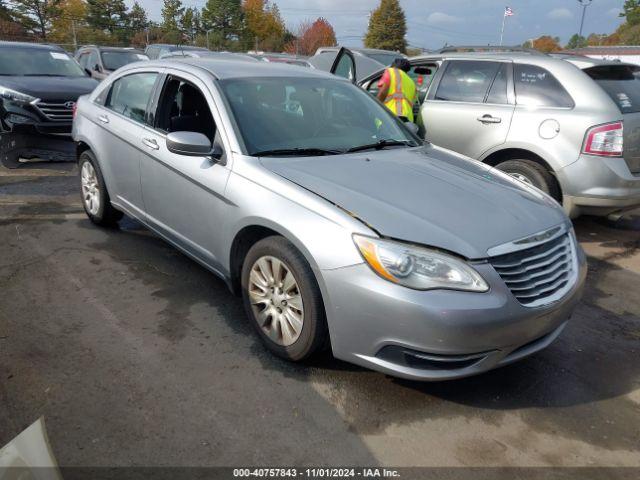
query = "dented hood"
(260, 145, 567, 259)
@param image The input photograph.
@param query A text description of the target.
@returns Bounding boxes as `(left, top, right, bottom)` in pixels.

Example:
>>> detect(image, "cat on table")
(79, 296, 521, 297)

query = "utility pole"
(71, 20, 77, 50)
(577, 0, 593, 38)
(146, 28, 149, 47)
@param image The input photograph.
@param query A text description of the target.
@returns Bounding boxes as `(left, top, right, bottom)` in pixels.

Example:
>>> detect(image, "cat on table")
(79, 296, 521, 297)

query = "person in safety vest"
(376, 58, 417, 123)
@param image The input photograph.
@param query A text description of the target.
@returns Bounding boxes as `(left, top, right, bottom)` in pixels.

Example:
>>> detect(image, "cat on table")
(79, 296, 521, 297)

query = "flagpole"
(500, 13, 506, 46)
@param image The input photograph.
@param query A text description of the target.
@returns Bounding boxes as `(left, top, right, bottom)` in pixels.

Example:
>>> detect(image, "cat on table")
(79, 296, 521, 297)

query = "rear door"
(93, 70, 161, 217)
(420, 59, 515, 158)
(584, 63, 640, 174)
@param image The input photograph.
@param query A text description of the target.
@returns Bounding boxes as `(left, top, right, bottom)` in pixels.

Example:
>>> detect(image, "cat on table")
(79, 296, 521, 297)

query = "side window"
(486, 63, 509, 104)
(146, 47, 158, 59)
(332, 51, 356, 81)
(87, 50, 99, 70)
(155, 76, 216, 143)
(77, 52, 89, 68)
(514, 64, 574, 108)
(435, 61, 501, 103)
(106, 72, 158, 123)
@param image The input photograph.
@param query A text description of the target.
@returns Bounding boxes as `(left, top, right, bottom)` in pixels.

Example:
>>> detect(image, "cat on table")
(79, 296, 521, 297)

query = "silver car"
(329, 48, 640, 219)
(72, 59, 586, 381)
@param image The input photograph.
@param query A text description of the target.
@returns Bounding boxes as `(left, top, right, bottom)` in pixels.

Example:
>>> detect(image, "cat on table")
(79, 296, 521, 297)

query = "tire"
(78, 150, 123, 227)
(496, 159, 560, 200)
(241, 236, 328, 362)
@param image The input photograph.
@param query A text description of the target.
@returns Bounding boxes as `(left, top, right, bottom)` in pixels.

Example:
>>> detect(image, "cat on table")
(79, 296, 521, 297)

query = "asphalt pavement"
(0, 162, 638, 473)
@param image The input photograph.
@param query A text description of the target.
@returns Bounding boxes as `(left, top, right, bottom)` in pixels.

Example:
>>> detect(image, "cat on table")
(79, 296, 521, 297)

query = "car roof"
(559, 54, 637, 69)
(79, 46, 144, 53)
(139, 58, 338, 80)
(147, 44, 208, 50)
(0, 41, 62, 50)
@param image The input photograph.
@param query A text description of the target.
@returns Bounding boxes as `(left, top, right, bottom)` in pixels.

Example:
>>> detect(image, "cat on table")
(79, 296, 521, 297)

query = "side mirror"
(84, 68, 92, 76)
(166, 131, 223, 160)
(404, 121, 419, 135)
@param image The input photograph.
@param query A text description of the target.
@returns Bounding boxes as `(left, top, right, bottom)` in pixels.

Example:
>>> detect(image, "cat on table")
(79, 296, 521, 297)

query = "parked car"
(159, 50, 259, 62)
(73, 58, 586, 381)
(308, 47, 406, 82)
(327, 47, 640, 219)
(75, 46, 148, 80)
(0, 41, 98, 168)
(249, 52, 312, 68)
(144, 44, 209, 60)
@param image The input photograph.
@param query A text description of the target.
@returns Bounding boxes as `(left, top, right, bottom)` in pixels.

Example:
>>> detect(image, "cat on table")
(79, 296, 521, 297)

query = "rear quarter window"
(515, 64, 574, 108)
(584, 64, 640, 114)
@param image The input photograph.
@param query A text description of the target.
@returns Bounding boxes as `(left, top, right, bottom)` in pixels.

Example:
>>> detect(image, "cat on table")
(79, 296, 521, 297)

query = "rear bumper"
(0, 124, 75, 168)
(558, 155, 640, 217)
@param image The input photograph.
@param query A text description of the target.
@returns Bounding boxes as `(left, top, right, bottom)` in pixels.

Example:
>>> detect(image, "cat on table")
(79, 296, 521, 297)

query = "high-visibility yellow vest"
(383, 67, 417, 122)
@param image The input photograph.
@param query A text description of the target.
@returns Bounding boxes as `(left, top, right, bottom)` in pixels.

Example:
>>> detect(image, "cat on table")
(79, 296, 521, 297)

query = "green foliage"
(161, 0, 184, 39)
(129, 1, 148, 32)
(86, 0, 128, 36)
(621, 0, 640, 26)
(364, 0, 407, 53)
(565, 34, 587, 49)
(9, 0, 61, 38)
(202, 0, 242, 48)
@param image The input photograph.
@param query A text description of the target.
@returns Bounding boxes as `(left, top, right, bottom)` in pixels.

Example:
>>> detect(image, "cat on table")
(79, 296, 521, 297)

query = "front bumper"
(558, 155, 640, 218)
(320, 253, 587, 381)
(0, 123, 75, 168)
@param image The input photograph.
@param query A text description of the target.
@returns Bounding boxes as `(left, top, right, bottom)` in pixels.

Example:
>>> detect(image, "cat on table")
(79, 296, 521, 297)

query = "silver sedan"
(72, 59, 586, 381)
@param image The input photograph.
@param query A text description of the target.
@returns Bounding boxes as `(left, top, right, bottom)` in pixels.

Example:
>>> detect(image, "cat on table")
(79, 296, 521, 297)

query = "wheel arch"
(481, 147, 563, 200)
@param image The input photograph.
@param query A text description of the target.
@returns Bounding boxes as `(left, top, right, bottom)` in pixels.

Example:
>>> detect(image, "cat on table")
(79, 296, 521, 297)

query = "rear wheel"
(496, 159, 560, 200)
(241, 236, 328, 361)
(79, 150, 123, 227)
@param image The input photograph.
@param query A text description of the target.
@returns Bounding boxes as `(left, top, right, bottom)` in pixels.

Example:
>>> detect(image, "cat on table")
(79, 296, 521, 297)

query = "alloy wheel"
(81, 161, 100, 215)
(248, 256, 304, 346)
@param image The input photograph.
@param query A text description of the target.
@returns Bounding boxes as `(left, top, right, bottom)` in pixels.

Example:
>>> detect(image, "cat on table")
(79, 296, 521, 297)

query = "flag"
(504, 6, 514, 17)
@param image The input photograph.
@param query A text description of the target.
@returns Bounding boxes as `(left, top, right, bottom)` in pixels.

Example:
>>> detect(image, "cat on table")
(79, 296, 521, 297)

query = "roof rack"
(436, 45, 546, 55)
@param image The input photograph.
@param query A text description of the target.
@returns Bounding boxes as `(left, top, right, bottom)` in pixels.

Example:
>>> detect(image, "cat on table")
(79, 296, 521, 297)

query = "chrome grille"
(489, 232, 576, 307)
(34, 101, 74, 121)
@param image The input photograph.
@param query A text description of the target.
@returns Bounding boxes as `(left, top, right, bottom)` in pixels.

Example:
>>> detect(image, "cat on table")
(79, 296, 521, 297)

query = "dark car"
(144, 44, 209, 60)
(75, 46, 148, 80)
(0, 42, 98, 168)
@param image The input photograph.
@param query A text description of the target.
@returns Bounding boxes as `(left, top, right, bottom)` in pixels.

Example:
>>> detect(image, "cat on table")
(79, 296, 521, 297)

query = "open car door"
(330, 47, 357, 84)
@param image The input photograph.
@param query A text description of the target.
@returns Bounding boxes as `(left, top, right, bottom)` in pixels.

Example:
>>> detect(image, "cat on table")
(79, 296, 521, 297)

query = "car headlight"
(353, 234, 489, 292)
(0, 86, 38, 104)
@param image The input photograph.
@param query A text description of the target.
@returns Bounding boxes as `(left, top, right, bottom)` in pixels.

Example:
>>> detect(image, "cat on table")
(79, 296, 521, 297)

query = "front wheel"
(496, 159, 560, 200)
(241, 236, 328, 361)
(79, 150, 123, 227)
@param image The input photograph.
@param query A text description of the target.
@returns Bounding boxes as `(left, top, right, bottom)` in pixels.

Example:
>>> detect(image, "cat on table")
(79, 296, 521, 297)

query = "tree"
(364, 0, 407, 53)
(180, 6, 195, 43)
(161, 0, 184, 42)
(50, 0, 86, 45)
(242, 0, 286, 51)
(621, 0, 640, 26)
(86, 0, 129, 39)
(586, 33, 608, 46)
(531, 35, 561, 53)
(202, 0, 242, 48)
(129, 1, 148, 32)
(566, 34, 587, 49)
(285, 17, 336, 56)
(9, 0, 61, 39)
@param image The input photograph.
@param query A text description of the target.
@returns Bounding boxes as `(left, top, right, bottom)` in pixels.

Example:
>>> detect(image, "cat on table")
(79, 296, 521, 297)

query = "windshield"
(585, 64, 640, 114)
(101, 51, 148, 71)
(0, 47, 86, 77)
(220, 76, 419, 156)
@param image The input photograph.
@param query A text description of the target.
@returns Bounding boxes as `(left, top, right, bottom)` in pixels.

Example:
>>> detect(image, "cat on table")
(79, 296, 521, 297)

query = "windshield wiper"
(345, 139, 415, 153)
(252, 147, 343, 157)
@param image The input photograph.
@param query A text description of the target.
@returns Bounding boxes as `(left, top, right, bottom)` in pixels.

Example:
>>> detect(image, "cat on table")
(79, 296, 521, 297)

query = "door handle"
(477, 114, 502, 124)
(97, 114, 109, 124)
(142, 138, 159, 150)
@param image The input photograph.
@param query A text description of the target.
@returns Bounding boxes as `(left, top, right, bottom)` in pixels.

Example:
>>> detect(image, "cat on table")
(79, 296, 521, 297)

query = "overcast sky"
(132, 0, 626, 49)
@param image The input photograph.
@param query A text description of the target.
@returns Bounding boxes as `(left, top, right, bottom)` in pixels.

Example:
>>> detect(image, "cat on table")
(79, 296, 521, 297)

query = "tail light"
(583, 122, 623, 157)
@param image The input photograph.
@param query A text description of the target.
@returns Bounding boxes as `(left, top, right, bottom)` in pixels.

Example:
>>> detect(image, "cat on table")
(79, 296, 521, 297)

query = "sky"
(132, 0, 627, 50)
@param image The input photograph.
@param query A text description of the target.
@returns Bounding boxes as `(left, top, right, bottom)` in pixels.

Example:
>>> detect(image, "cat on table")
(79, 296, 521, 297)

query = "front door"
(139, 72, 232, 270)
(93, 70, 160, 217)
(330, 47, 357, 84)
(420, 60, 515, 159)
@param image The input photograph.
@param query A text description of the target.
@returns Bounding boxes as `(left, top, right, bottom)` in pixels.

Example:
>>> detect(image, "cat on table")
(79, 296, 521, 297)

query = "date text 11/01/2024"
(232, 468, 401, 478)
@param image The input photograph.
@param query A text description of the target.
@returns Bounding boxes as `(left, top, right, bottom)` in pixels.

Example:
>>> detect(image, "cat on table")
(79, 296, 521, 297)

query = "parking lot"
(0, 162, 638, 469)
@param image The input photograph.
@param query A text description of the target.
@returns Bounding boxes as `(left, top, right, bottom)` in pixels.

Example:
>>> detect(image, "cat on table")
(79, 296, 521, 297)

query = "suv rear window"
(515, 64, 573, 108)
(584, 64, 640, 114)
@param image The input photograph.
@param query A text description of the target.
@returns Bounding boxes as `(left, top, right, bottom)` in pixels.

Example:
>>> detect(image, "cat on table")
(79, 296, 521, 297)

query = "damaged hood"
(260, 145, 567, 259)
(0, 76, 98, 102)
